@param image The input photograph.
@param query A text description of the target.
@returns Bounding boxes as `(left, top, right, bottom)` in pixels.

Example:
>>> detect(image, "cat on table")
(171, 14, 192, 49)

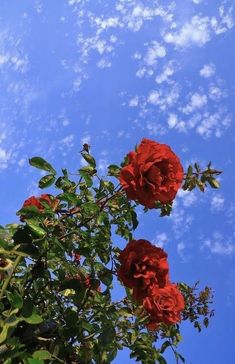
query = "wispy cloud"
(200, 63, 216, 78)
(164, 6, 234, 49)
(211, 194, 225, 212)
(201, 232, 235, 255)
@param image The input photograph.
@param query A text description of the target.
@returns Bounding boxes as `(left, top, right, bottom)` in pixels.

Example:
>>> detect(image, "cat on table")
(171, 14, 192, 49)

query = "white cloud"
(0, 147, 10, 170)
(200, 63, 216, 78)
(170, 206, 194, 238)
(153, 232, 168, 248)
(164, 16, 211, 48)
(18, 158, 26, 167)
(146, 121, 166, 136)
(196, 111, 231, 138)
(129, 96, 139, 107)
(177, 189, 197, 207)
(155, 61, 176, 84)
(147, 85, 180, 111)
(144, 41, 166, 66)
(211, 194, 224, 211)
(202, 232, 235, 255)
(94, 16, 119, 31)
(211, 5, 234, 35)
(125, 4, 174, 32)
(148, 90, 160, 105)
(168, 113, 178, 129)
(177, 241, 188, 261)
(62, 119, 70, 127)
(182, 93, 207, 114)
(59, 135, 75, 156)
(60, 134, 74, 147)
(208, 84, 224, 101)
(98, 158, 109, 174)
(164, 8, 234, 48)
(136, 67, 153, 78)
(81, 135, 91, 146)
(0, 30, 28, 73)
(96, 58, 112, 68)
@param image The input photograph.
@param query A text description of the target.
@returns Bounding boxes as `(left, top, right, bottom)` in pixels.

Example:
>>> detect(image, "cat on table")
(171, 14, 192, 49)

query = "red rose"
(22, 196, 44, 211)
(143, 284, 185, 329)
(20, 194, 59, 221)
(119, 138, 184, 208)
(118, 239, 169, 301)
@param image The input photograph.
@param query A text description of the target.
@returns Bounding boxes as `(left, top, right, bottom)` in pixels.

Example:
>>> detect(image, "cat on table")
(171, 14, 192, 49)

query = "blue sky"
(0, 1, 235, 363)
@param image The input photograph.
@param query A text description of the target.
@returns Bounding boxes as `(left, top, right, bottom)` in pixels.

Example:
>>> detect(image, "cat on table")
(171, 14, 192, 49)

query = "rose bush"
(0, 140, 220, 364)
(119, 138, 184, 208)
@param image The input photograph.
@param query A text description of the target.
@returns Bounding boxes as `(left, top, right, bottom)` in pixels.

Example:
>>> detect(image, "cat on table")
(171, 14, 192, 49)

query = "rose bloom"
(118, 239, 169, 301)
(119, 138, 184, 208)
(20, 194, 59, 221)
(143, 284, 185, 330)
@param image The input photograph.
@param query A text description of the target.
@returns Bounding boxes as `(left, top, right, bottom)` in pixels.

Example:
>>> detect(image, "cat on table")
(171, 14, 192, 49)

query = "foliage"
(0, 141, 220, 363)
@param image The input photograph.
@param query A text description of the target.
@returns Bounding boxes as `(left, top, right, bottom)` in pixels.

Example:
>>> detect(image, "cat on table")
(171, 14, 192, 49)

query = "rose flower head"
(20, 194, 59, 221)
(119, 138, 184, 208)
(143, 283, 185, 330)
(118, 239, 169, 301)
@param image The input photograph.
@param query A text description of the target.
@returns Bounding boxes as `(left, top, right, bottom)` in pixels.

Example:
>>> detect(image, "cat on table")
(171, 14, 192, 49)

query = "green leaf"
(81, 202, 99, 217)
(194, 163, 200, 173)
(97, 211, 109, 225)
(187, 165, 193, 176)
(57, 192, 80, 205)
(38, 174, 56, 189)
(81, 152, 96, 168)
(33, 350, 52, 360)
(108, 164, 121, 177)
(208, 179, 220, 189)
(131, 210, 138, 230)
(29, 157, 56, 175)
(160, 340, 171, 354)
(23, 309, 43, 325)
(98, 268, 113, 287)
(55, 177, 76, 192)
(6, 291, 23, 309)
(99, 325, 116, 347)
(28, 359, 44, 364)
(80, 321, 94, 334)
(158, 356, 167, 364)
(0, 318, 23, 344)
(79, 169, 93, 187)
(25, 220, 46, 238)
(21, 300, 43, 324)
(0, 326, 9, 345)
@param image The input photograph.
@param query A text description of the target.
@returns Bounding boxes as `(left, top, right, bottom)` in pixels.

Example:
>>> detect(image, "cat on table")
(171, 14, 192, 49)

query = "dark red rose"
(143, 284, 185, 329)
(20, 194, 59, 221)
(118, 239, 169, 301)
(119, 138, 184, 208)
